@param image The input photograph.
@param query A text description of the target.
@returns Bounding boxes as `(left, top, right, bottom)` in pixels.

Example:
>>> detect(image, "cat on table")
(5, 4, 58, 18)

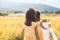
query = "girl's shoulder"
(23, 23, 31, 28)
(36, 21, 42, 27)
(22, 23, 27, 29)
(38, 20, 43, 25)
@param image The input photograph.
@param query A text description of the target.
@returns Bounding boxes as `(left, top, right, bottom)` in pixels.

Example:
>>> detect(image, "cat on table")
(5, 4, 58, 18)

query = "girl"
(41, 19, 50, 40)
(35, 11, 44, 40)
(21, 8, 39, 40)
(35, 11, 58, 40)
(41, 19, 58, 40)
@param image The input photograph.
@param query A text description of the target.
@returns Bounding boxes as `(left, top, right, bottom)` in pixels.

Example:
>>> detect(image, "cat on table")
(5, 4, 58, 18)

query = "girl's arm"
(34, 25, 40, 40)
(49, 28, 58, 40)
(40, 22, 47, 30)
(21, 28, 25, 39)
(21, 24, 25, 38)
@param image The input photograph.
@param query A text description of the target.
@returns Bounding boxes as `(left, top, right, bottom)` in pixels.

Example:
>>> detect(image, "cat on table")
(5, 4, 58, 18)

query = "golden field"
(0, 15, 60, 40)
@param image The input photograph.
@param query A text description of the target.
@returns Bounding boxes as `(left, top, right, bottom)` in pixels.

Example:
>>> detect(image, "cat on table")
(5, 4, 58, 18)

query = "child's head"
(25, 8, 35, 26)
(42, 19, 47, 22)
(34, 11, 40, 22)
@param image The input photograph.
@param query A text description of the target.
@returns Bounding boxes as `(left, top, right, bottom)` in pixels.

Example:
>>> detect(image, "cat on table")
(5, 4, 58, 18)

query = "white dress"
(42, 22, 58, 40)
(42, 22, 50, 40)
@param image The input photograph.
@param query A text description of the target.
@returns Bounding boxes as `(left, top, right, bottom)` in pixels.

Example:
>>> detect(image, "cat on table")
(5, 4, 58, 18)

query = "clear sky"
(0, 0, 60, 8)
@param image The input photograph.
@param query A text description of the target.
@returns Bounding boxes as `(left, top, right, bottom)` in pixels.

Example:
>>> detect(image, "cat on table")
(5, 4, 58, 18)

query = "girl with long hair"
(21, 8, 38, 40)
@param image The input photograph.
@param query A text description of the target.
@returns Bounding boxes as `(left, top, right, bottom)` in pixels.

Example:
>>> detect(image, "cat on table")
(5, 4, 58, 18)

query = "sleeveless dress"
(23, 22, 38, 40)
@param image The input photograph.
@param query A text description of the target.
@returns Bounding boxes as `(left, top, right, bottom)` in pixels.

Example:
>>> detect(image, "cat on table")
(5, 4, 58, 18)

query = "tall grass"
(0, 15, 60, 40)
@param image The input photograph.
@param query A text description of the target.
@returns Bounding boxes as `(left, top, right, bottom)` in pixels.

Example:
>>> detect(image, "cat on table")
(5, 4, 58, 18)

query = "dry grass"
(0, 15, 60, 40)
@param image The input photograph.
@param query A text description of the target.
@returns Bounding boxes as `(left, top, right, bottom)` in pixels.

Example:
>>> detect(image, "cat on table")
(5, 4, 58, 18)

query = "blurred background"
(0, 0, 60, 40)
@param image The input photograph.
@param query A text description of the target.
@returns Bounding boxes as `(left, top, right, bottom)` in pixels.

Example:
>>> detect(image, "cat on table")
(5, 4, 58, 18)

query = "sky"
(0, 0, 60, 8)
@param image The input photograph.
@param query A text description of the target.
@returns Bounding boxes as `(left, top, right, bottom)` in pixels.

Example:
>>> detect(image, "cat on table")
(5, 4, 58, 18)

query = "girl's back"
(23, 22, 37, 40)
